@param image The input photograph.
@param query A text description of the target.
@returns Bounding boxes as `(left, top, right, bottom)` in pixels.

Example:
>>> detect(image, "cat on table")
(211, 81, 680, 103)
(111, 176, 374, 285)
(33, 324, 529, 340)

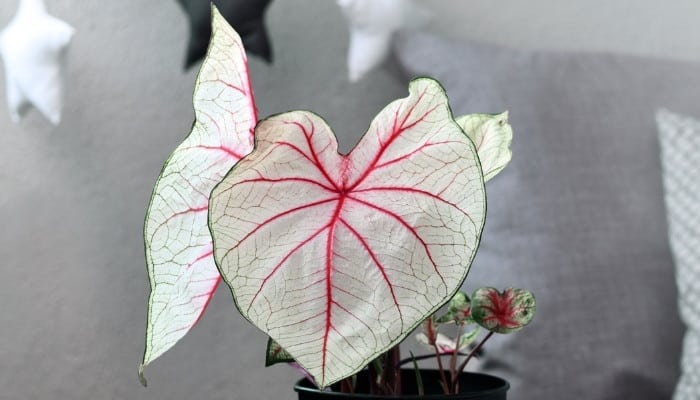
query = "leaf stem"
(369, 357, 382, 395)
(387, 345, 401, 395)
(449, 323, 464, 393)
(340, 377, 354, 394)
(432, 339, 450, 394)
(452, 331, 494, 390)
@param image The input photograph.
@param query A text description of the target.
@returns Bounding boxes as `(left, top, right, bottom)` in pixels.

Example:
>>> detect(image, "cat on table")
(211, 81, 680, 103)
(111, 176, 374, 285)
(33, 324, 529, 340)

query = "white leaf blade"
(209, 78, 485, 387)
(456, 112, 512, 182)
(141, 6, 256, 381)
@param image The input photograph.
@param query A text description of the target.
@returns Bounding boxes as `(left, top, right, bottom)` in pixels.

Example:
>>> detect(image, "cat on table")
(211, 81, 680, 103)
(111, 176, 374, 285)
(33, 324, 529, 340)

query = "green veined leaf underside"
(209, 78, 486, 388)
(140, 6, 256, 384)
(266, 337, 295, 367)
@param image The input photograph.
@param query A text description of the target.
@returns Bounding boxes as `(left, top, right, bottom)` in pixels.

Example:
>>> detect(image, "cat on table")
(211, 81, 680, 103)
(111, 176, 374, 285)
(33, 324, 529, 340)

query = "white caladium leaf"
(209, 78, 486, 387)
(456, 112, 512, 182)
(416, 328, 480, 353)
(416, 333, 454, 353)
(140, 7, 256, 384)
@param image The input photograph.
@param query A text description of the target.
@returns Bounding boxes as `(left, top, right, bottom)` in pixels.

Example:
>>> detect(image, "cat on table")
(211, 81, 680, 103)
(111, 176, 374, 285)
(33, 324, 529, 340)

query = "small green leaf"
(471, 287, 535, 334)
(458, 327, 480, 348)
(456, 112, 512, 182)
(265, 337, 295, 367)
(435, 291, 473, 324)
(409, 351, 424, 396)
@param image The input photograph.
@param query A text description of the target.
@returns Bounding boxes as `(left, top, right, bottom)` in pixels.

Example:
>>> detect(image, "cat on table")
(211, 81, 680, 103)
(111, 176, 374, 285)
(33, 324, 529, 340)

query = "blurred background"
(0, 1, 698, 399)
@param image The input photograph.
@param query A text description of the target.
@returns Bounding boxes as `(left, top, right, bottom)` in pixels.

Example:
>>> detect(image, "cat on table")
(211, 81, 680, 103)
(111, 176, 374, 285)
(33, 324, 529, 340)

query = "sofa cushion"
(657, 110, 700, 400)
(393, 32, 700, 400)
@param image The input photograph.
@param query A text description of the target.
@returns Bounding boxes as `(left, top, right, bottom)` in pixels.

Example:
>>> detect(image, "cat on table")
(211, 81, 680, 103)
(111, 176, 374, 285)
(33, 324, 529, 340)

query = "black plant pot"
(295, 370, 509, 400)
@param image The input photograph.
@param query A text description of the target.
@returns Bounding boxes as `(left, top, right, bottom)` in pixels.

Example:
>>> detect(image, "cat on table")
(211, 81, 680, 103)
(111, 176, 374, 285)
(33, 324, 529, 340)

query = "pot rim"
(294, 371, 509, 399)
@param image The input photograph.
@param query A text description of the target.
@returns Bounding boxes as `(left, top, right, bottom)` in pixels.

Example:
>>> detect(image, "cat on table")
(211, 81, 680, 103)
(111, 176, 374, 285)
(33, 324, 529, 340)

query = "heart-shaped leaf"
(140, 6, 256, 384)
(456, 112, 512, 182)
(471, 287, 535, 334)
(209, 78, 486, 387)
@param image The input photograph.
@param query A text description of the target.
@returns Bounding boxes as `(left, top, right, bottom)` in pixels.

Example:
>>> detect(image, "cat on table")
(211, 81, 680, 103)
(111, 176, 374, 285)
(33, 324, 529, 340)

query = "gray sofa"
(392, 31, 700, 399)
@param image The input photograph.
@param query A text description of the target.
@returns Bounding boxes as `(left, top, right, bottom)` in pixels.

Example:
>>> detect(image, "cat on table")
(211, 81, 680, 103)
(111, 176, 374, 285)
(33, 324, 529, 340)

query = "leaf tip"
(209, 3, 230, 34)
(498, 111, 509, 126)
(210, 2, 222, 20)
(138, 364, 148, 387)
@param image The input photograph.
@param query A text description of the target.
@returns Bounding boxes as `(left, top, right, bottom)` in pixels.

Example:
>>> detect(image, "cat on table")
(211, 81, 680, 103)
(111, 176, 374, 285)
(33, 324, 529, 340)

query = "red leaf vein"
(347, 196, 445, 285)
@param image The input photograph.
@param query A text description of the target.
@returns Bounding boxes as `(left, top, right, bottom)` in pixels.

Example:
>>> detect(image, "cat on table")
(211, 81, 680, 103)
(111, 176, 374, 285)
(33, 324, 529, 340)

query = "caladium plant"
(140, 4, 535, 394)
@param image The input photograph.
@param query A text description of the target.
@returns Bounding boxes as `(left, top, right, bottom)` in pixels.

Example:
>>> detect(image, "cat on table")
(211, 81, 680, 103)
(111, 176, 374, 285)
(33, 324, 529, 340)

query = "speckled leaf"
(456, 112, 512, 182)
(435, 291, 472, 324)
(266, 337, 295, 366)
(471, 287, 535, 334)
(209, 78, 486, 387)
(140, 7, 256, 384)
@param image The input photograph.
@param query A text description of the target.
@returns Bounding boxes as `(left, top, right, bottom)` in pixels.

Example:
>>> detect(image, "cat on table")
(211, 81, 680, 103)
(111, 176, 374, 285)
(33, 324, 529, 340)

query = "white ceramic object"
(0, 0, 74, 125)
(336, 0, 429, 81)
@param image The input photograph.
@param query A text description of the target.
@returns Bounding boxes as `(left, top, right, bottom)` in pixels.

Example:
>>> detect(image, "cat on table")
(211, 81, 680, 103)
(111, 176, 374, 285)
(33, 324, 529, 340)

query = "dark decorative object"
(176, 0, 273, 68)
